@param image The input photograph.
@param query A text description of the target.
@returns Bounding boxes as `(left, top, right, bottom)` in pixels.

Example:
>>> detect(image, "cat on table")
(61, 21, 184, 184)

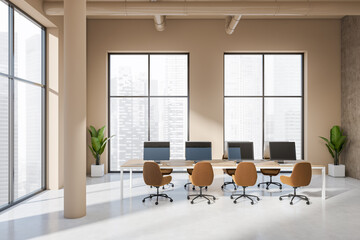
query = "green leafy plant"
(88, 125, 114, 165)
(319, 125, 347, 165)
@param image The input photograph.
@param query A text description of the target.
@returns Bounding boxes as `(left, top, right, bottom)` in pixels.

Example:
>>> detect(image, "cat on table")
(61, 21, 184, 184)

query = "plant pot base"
(328, 164, 345, 178)
(91, 164, 104, 177)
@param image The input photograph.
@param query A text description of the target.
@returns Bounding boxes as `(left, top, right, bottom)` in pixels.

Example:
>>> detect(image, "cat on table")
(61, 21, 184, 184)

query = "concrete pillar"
(63, 0, 86, 218)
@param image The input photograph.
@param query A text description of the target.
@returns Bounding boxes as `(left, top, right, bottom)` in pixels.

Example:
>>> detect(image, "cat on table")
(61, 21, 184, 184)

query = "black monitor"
(227, 142, 254, 161)
(269, 142, 296, 160)
(185, 141, 212, 162)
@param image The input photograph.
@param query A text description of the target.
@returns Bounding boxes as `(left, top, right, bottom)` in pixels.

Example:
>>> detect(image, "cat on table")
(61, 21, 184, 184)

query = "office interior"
(1, 0, 360, 239)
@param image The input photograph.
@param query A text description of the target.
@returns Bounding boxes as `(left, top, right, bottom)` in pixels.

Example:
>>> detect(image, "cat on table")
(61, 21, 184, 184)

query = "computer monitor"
(143, 141, 170, 163)
(269, 142, 296, 160)
(185, 141, 212, 162)
(227, 142, 254, 161)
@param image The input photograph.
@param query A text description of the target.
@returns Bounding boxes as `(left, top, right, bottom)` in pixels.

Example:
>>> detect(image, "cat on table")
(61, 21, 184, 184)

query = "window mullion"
(262, 54, 265, 159)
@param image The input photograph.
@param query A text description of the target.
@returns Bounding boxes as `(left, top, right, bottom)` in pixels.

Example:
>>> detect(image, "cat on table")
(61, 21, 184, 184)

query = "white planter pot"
(91, 164, 104, 177)
(328, 164, 345, 178)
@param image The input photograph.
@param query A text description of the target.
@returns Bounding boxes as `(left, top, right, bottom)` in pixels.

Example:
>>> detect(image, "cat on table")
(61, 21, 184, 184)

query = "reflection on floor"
(1, 172, 360, 240)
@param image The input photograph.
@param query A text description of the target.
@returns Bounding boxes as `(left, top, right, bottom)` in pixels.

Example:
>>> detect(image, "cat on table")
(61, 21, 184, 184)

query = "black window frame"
(223, 53, 304, 159)
(0, 0, 46, 212)
(108, 53, 190, 173)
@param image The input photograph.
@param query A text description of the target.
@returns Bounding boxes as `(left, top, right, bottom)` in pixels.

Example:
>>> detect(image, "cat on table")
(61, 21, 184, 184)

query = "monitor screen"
(143, 142, 170, 162)
(227, 142, 254, 160)
(269, 142, 296, 160)
(185, 141, 212, 161)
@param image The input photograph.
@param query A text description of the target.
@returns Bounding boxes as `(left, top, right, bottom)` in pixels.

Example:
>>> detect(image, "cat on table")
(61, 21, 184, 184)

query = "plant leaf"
(97, 126, 106, 143)
(330, 125, 341, 145)
(88, 129, 93, 137)
(319, 136, 335, 150)
(90, 126, 98, 137)
(334, 136, 346, 151)
(91, 137, 101, 152)
(88, 145, 97, 159)
(325, 144, 335, 158)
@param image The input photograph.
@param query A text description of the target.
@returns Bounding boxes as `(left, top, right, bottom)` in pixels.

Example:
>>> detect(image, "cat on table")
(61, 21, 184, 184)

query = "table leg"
(322, 167, 326, 200)
(120, 168, 124, 200)
(130, 169, 133, 189)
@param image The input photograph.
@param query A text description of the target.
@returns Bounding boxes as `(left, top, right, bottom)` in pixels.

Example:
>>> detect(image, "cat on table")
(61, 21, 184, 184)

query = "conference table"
(119, 159, 326, 200)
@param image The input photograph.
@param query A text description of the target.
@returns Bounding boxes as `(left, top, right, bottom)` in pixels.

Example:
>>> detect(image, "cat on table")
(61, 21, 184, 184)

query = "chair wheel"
(266, 187, 269, 190)
(257, 184, 260, 188)
(191, 201, 194, 204)
(306, 201, 310, 205)
(230, 196, 233, 199)
(207, 201, 211, 204)
(150, 196, 152, 199)
(234, 187, 236, 190)
(205, 186, 208, 190)
(155, 202, 158, 205)
(280, 186, 282, 190)
(257, 197, 260, 201)
(142, 199, 145, 203)
(170, 199, 173, 202)
(279, 197, 282, 201)
(192, 186, 195, 190)
(187, 196, 190, 200)
(162, 186, 165, 189)
(233, 200, 236, 204)
(221, 185, 224, 189)
(251, 202, 254, 205)
(213, 197, 216, 200)
(184, 185, 186, 189)
(290, 202, 293, 205)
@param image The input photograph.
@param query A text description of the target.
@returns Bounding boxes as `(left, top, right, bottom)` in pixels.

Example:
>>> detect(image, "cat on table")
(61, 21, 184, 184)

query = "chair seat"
(160, 168, 173, 175)
(261, 169, 280, 176)
(280, 175, 296, 187)
(187, 169, 193, 175)
(152, 175, 172, 187)
(224, 169, 236, 176)
(190, 175, 211, 187)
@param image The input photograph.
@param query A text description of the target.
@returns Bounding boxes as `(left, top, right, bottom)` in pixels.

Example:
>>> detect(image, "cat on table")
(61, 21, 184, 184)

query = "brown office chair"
(231, 162, 260, 205)
(142, 162, 173, 205)
(187, 162, 216, 204)
(221, 154, 237, 190)
(279, 162, 312, 205)
(257, 167, 283, 190)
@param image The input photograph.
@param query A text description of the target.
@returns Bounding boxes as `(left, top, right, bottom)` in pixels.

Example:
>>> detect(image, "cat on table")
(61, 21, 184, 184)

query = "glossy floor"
(1, 172, 360, 240)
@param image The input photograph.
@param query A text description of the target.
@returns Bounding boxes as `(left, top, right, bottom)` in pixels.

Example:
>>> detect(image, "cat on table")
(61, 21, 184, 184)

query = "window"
(109, 54, 188, 171)
(0, 0, 45, 211)
(224, 54, 303, 159)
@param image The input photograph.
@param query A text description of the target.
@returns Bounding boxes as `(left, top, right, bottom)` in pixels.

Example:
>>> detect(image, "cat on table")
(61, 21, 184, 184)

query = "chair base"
(231, 187, 260, 205)
(257, 176, 282, 190)
(184, 182, 207, 191)
(142, 187, 173, 205)
(279, 187, 310, 205)
(187, 186, 215, 204)
(221, 180, 237, 190)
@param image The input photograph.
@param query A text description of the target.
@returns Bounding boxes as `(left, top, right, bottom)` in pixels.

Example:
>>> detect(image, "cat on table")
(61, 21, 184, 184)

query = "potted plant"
(88, 125, 113, 177)
(319, 125, 347, 177)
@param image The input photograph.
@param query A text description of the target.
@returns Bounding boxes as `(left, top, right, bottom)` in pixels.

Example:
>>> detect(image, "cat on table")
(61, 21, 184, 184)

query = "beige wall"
(87, 19, 341, 174)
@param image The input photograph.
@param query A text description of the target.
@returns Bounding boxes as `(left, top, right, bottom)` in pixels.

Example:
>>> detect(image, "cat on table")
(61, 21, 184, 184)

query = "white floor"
(1, 172, 360, 240)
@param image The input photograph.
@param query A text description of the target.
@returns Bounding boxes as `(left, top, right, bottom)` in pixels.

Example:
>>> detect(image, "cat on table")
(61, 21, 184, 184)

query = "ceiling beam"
(43, 1, 360, 16)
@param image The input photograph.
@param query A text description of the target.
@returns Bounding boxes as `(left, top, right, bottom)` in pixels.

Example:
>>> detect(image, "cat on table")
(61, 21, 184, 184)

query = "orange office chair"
(142, 162, 173, 205)
(187, 162, 216, 204)
(231, 162, 260, 205)
(279, 162, 312, 205)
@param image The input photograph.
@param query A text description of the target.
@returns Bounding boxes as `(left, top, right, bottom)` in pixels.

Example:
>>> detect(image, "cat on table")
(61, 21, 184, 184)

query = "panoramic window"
(224, 53, 303, 159)
(109, 53, 188, 171)
(0, 1, 45, 210)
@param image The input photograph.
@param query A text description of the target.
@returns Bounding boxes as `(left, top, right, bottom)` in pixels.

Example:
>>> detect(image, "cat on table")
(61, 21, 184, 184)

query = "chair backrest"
(290, 162, 312, 187)
(143, 141, 170, 162)
(269, 142, 296, 160)
(227, 142, 254, 160)
(191, 162, 214, 187)
(185, 141, 212, 161)
(233, 162, 257, 187)
(143, 162, 163, 186)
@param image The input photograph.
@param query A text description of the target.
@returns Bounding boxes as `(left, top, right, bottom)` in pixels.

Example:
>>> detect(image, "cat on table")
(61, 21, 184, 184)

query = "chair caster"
(170, 199, 173, 202)
(155, 202, 158, 205)
(234, 187, 237, 190)
(150, 196, 152, 199)
(266, 187, 269, 190)
(280, 186, 282, 190)
(187, 196, 190, 200)
(192, 186, 196, 190)
(251, 202, 254, 205)
(257, 184, 260, 188)
(207, 201, 211, 204)
(221, 185, 224, 189)
(306, 201, 310, 205)
(142, 199, 145, 203)
(191, 201, 194, 204)
(162, 186, 165, 190)
(230, 195, 233, 199)
(279, 197, 282, 201)
(233, 200, 237, 204)
(213, 196, 216, 200)
(205, 186, 208, 190)
(290, 202, 293, 205)
(257, 197, 260, 201)
(184, 185, 186, 189)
